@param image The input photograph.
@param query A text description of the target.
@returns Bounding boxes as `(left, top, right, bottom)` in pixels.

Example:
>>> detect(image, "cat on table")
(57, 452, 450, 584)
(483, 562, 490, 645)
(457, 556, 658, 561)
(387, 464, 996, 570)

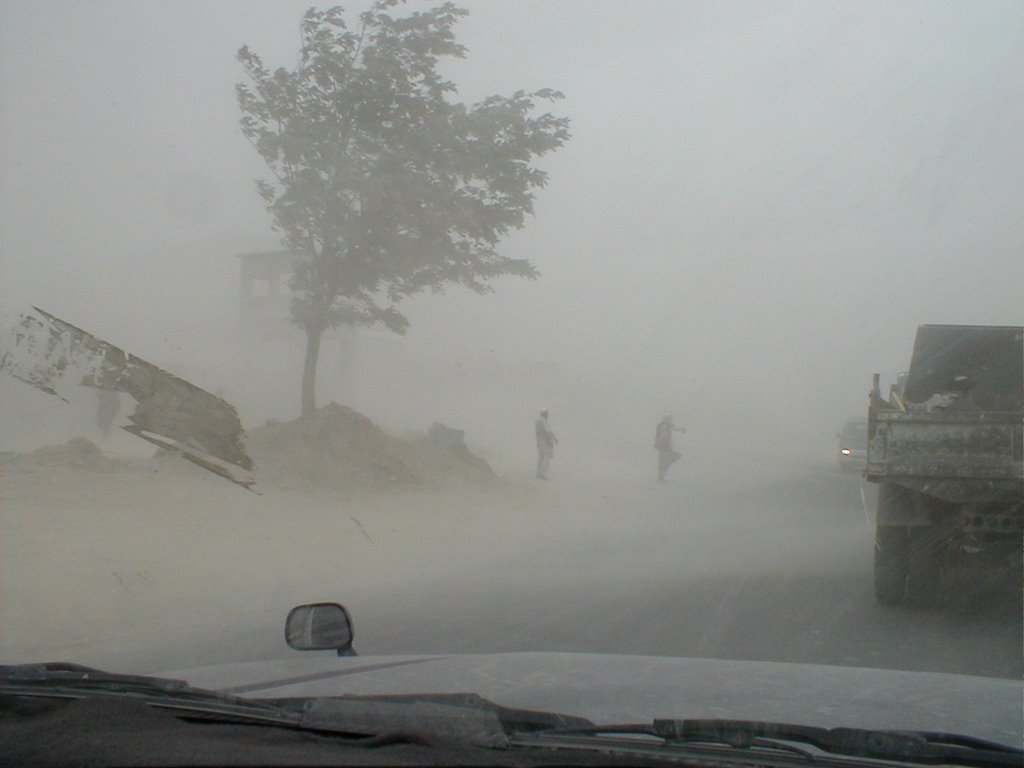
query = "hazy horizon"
(2, 1, 1021, 477)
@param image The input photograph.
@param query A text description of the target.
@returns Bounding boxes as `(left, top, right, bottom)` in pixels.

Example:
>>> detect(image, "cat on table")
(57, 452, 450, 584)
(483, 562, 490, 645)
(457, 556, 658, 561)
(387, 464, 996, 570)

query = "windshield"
(1, 0, 1021, 751)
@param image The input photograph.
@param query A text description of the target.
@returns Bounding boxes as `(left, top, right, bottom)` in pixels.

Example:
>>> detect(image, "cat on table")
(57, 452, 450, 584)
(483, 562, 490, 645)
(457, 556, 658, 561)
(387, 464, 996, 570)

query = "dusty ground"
(1, 444, 1020, 679)
(0, 444, 513, 672)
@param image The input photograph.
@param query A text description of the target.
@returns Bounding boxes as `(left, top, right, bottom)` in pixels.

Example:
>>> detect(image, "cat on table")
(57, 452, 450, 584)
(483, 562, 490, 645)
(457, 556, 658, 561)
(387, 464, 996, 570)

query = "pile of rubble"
(245, 403, 494, 491)
(0, 437, 122, 473)
(2, 405, 495, 492)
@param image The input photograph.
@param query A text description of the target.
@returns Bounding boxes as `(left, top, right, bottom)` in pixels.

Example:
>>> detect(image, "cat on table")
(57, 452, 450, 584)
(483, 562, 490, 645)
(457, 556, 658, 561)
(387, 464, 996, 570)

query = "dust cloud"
(1, 2, 1022, 678)
(3, 447, 1019, 678)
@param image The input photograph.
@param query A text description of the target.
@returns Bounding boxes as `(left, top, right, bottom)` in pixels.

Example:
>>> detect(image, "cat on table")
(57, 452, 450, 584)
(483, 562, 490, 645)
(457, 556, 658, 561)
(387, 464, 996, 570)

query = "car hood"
(164, 653, 1022, 747)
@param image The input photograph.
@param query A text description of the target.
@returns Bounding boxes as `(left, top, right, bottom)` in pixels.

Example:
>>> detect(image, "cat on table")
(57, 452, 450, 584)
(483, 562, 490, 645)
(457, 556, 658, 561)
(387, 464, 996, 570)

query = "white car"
(2, 603, 1020, 766)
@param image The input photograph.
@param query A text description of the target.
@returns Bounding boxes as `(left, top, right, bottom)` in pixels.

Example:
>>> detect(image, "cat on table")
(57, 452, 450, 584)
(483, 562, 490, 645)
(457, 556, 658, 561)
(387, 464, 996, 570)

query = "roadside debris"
(1, 307, 255, 489)
(246, 403, 494, 491)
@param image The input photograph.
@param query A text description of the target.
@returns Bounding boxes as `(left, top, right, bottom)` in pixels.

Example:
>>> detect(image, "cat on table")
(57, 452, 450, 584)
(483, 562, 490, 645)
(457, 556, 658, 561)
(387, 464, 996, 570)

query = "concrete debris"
(1, 307, 254, 489)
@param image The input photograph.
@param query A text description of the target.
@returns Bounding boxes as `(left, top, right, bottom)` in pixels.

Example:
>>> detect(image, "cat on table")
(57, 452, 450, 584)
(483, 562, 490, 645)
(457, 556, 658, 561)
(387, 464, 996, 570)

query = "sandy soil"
(2, 444, 1019, 680)
(0, 445, 620, 672)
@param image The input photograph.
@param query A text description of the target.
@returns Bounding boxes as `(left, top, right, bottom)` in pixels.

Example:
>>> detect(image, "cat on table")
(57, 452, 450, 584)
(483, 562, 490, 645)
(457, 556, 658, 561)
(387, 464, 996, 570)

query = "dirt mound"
(245, 403, 494, 491)
(1, 437, 120, 472)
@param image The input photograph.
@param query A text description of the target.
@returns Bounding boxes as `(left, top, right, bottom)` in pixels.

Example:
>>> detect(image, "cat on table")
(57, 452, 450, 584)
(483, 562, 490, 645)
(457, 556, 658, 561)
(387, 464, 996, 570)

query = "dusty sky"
(1, 1, 1022, 471)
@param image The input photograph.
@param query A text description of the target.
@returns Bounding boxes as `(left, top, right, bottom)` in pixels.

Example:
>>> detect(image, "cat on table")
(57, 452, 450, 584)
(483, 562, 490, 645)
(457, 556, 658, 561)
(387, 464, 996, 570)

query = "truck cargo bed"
(866, 410, 1023, 502)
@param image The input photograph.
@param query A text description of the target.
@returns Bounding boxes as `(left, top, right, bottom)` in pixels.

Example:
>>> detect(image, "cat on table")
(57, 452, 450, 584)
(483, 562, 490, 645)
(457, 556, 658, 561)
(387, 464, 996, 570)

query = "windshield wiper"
(0, 663, 296, 726)
(0, 664, 591, 747)
(513, 719, 1023, 767)
(10, 667, 1014, 764)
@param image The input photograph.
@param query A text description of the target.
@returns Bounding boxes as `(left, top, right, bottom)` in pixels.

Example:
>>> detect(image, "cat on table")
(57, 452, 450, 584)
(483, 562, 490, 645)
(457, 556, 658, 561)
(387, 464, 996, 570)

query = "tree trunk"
(301, 324, 323, 418)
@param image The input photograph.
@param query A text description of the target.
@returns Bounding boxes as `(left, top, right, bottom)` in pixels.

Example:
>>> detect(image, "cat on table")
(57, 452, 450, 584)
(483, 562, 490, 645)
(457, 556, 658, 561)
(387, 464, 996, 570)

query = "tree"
(237, 1, 570, 417)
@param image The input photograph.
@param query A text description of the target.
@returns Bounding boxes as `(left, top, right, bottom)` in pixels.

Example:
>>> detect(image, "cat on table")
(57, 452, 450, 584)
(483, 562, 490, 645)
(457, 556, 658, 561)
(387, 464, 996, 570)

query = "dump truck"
(866, 324, 1023, 607)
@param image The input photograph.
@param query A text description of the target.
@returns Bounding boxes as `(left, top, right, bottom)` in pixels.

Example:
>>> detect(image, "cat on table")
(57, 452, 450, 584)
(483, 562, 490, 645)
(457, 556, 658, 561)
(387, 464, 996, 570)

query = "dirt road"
(353, 467, 1021, 679)
(2, 457, 1019, 678)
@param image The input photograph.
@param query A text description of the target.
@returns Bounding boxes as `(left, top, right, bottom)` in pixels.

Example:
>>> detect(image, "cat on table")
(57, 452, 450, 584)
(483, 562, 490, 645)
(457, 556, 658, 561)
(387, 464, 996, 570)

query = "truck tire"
(905, 525, 942, 607)
(874, 524, 907, 605)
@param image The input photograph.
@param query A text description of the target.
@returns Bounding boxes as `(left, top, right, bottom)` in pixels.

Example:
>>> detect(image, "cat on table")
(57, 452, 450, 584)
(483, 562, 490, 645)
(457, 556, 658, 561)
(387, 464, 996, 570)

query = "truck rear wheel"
(905, 525, 942, 607)
(874, 525, 908, 605)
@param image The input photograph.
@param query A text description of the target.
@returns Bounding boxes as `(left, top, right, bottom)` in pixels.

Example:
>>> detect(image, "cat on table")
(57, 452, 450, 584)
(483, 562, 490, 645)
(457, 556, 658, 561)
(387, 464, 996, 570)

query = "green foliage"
(237, 2, 570, 336)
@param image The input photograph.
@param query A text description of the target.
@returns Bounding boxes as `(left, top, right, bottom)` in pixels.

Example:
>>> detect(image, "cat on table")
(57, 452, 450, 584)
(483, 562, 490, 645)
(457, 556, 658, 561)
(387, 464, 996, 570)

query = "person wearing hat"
(535, 409, 558, 479)
(655, 415, 686, 482)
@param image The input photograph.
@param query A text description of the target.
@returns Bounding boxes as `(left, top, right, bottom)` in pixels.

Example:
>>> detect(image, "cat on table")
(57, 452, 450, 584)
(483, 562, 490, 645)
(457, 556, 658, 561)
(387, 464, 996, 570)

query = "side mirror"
(285, 602, 355, 656)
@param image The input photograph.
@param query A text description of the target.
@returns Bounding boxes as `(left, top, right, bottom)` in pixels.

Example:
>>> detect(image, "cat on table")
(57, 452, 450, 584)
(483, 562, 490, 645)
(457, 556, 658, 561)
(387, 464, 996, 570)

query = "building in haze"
(237, 250, 295, 337)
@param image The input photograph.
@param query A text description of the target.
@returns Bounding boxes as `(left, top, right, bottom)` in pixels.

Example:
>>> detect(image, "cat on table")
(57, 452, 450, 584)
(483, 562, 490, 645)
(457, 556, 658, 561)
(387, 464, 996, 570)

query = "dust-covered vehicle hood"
(165, 652, 1023, 749)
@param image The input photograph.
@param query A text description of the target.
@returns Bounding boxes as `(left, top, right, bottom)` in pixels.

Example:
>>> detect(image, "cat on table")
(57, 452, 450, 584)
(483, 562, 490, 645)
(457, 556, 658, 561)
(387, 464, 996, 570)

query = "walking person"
(655, 415, 686, 482)
(535, 409, 558, 479)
